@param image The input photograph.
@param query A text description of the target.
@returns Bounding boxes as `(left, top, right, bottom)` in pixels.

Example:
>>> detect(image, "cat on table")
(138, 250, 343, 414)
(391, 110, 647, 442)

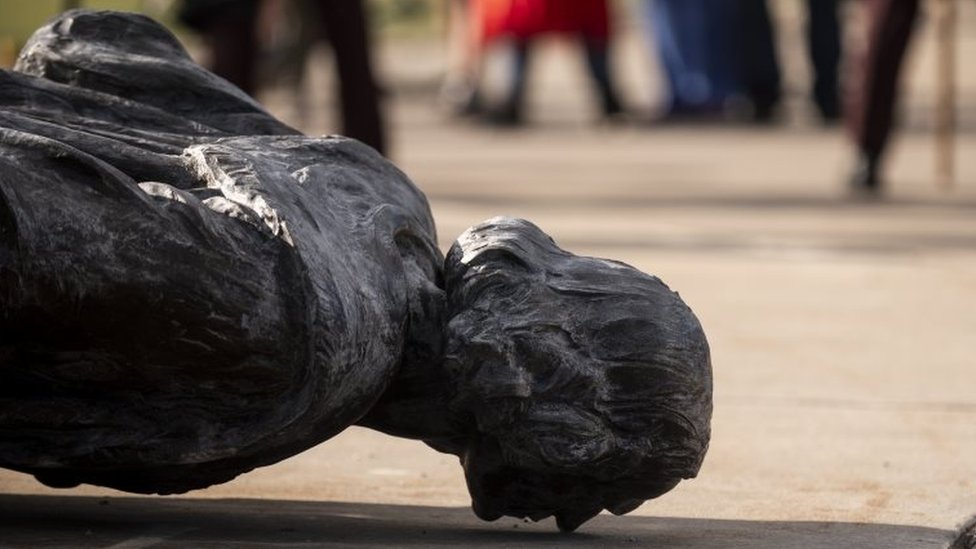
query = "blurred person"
(179, 0, 387, 155)
(642, 0, 738, 121)
(440, 0, 486, 117)
(735, 0, 842, 123)
(475, 0, 624, 126)
(308, 0, 386, 155)
(180, 0, 262, 95)
(846, 0, 920, 193)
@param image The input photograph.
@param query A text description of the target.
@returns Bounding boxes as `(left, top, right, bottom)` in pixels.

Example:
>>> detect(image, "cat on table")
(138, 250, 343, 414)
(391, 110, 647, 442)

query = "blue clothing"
(644, 0, 738, 113)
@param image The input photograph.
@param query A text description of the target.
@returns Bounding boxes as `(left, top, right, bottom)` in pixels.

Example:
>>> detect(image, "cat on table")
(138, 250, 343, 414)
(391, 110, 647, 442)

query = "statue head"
(439, 217, 712, 531)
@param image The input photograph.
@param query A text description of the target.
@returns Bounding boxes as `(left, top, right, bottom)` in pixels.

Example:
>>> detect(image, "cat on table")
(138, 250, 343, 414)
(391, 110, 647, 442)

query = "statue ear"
(443, 324, 532, 431)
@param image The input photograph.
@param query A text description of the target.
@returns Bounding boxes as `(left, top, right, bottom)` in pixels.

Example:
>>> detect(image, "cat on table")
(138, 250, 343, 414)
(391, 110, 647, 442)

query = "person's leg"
(806, 0, 841, 122)
(645, 0, 683, 112)
(582, 37, 623, 118)
(441, 0, 485, 116)
(847, 0, 920, 191)
(491, 39, 531, 125)
(735, 0, 781, 122)
(703, 0, 739, 107)
(318, 0, 387, 155)
(205, 3, 260, 96)
(647, 0, 713, 115)
(675, 0, 712, 109)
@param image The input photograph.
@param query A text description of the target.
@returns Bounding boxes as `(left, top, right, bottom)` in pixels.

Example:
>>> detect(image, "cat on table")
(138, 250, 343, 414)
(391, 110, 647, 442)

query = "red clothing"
(475, 0, 611, 44)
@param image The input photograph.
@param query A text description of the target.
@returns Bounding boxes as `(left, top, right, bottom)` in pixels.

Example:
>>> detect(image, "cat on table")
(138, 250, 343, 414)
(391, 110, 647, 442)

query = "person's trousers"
(193, 0, 260, 95)
(807, 0, 841, 118)
(581, 37, 623, 116)
(645, 0, 737, 111)
(735, 0, 780, 114)
(502, 37, 621, 120)
(736, 0, 840, 118)
(846, 0, 920, 161)
(315, 0, 387, 155)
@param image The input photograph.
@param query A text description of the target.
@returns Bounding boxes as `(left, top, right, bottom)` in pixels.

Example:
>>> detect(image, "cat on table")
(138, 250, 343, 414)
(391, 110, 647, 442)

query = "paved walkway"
(2, 3, 976, 547)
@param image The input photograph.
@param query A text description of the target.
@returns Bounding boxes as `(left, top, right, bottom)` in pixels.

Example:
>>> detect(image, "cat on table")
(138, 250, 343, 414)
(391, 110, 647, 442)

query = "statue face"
(461, 432, 681, 531)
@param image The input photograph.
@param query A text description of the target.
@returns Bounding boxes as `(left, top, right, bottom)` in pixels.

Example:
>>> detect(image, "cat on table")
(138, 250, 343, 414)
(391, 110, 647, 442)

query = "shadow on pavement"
(0, 494, 953, 548)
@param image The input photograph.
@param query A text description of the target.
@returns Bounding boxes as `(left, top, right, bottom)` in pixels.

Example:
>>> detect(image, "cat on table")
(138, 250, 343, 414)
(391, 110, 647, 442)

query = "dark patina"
(0, 10, 711, 531)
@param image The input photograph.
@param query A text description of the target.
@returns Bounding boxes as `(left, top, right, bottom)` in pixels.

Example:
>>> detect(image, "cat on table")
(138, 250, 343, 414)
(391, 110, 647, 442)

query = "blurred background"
(2, 1, 974, 179)
(2, 1, 974, 187)
(1, 0, 975, 535)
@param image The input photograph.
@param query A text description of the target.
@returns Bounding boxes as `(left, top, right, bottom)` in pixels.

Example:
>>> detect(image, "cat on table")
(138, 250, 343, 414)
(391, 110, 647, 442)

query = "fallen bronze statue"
(0, 10, 712, 532)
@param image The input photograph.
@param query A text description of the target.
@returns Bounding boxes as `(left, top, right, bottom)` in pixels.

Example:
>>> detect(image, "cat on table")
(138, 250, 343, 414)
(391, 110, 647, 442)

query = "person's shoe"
(597, 99, 631, 126)
(751, 102, 779, 125)
(848, 153, 882, 197)
(483, 103, 523, 127)
(439, 78, 483, 118)
(646, 101, 730, 126)
(814, 89, 841, 125)
(817, 102, 841, 126)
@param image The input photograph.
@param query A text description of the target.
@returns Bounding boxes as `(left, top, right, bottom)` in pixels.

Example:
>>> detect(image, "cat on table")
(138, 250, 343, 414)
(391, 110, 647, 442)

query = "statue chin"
(0, 10, 711, 531)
